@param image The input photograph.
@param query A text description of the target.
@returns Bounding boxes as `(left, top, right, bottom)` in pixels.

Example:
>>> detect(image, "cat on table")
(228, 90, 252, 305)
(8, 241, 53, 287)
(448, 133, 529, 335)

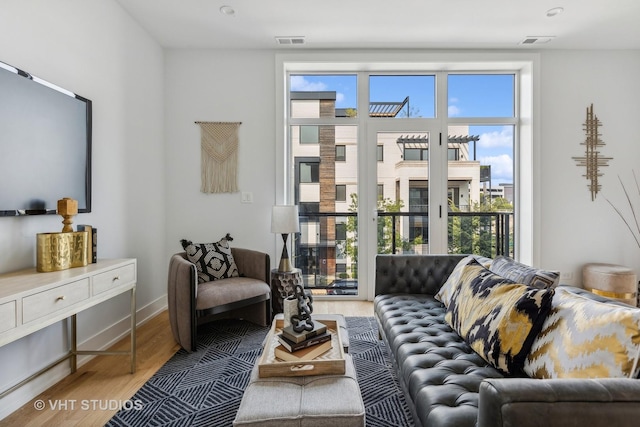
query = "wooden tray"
(258, 318, 345, 378)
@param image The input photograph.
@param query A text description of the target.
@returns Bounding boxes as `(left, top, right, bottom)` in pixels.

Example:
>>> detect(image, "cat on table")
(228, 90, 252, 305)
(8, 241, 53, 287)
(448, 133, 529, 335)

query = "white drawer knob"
(113, 276, 120, 282)
(56, 296, 66, 302)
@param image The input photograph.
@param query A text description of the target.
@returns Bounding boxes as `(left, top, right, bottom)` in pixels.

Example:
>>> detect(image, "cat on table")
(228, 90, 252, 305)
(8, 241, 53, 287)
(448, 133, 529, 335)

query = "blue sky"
(291, 74, 514, 185)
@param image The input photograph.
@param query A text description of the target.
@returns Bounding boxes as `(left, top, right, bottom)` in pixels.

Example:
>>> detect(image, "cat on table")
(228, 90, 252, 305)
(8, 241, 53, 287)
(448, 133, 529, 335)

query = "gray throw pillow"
(490, 256, 559, 289)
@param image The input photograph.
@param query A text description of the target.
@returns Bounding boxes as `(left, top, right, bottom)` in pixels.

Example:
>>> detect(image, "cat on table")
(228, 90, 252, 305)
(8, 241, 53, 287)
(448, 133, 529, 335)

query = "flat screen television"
(0, 60, 92, 216)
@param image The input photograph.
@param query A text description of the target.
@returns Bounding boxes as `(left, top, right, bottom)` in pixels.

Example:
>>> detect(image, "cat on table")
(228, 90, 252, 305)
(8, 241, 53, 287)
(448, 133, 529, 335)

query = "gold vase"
(37, 231, 89, 272)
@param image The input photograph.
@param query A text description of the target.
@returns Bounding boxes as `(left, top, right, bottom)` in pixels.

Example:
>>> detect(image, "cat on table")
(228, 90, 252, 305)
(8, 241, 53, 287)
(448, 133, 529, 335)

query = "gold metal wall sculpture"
(573, 104, 612, 201)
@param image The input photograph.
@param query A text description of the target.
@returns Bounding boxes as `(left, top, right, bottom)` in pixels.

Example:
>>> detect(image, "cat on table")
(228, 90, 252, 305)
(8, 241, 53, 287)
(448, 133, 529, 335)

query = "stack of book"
(274, 321, 333, 362)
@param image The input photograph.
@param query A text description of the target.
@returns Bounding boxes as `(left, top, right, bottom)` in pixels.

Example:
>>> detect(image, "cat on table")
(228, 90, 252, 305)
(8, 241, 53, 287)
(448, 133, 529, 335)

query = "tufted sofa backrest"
(375, 254, 467, 296)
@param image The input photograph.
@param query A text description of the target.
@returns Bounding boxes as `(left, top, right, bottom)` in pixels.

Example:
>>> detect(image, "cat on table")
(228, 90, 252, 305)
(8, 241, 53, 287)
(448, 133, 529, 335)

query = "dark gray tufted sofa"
(374, 254, 640, 427)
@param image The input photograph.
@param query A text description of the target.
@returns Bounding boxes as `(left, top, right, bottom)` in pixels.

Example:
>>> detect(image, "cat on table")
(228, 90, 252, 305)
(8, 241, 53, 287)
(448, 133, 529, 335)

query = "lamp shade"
(271, 205, 300, 234)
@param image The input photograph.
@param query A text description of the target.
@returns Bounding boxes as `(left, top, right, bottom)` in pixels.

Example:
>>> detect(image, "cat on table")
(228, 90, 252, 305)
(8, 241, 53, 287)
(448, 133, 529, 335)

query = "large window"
(285, 65, 523, 297)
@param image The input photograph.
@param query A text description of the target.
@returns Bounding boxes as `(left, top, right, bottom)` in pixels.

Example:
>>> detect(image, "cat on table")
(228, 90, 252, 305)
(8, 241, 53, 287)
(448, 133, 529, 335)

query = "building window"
(335, 222, 347, 241)
(300, 125, 319, 144)
(377, 184, 384, 200)
(300, 161, 319, 183)
(336, 184, 346, 202)
(448, 148, 459, 161)
(336, 145, 346, 161)
(409, 183, 428, 212)
(404, 148, 428, 161)
(377, 145, 384, 162)
(299, 202, 319, 214)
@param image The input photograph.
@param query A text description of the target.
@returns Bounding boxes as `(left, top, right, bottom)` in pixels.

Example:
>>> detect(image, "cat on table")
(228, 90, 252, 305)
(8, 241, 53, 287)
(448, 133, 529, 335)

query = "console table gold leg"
(130, 286, 136, 373)
(71, 314, 77, 373)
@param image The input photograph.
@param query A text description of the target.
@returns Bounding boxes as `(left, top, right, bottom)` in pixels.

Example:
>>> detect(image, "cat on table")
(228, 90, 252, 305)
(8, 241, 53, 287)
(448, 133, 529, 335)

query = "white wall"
(538, 50, 640, 285)
(164, 50, 277, 258)
(0, 0, 165, 416)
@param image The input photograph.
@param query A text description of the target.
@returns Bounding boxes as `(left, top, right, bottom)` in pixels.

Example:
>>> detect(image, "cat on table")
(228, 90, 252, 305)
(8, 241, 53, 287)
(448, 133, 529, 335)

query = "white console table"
(0, 258, 137, 398)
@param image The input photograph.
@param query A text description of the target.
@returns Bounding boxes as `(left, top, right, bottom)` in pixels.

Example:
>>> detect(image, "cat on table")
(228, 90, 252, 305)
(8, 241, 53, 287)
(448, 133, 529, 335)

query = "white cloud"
(448, 105, 461, 117)
(290, 75, 327, 91)
(478, 126, 513, 149)
(479, 154, 513, 182)
(289, 76, 346, 106)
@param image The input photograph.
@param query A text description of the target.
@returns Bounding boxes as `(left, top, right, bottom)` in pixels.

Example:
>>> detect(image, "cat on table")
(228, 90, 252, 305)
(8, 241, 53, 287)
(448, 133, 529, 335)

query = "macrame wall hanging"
(195, 121, 241, 193)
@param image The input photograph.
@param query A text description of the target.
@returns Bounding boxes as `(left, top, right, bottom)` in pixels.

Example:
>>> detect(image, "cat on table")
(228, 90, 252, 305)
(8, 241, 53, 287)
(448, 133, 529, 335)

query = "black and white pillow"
(181, 234, 239, 283)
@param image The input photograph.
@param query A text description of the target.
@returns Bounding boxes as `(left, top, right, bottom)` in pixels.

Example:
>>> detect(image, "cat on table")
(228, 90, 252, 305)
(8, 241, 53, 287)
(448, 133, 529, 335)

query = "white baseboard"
(0, 294, 168, 420)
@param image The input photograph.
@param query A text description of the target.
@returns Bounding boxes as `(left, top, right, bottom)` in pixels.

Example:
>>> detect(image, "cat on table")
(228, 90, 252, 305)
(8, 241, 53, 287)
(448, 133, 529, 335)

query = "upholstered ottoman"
(583, 263, 638, 306)
(233, 353, 365, 427)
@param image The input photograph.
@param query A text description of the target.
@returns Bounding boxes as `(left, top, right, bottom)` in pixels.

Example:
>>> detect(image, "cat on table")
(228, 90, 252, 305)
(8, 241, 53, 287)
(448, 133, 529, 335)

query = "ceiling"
(114, 0, 640, 50)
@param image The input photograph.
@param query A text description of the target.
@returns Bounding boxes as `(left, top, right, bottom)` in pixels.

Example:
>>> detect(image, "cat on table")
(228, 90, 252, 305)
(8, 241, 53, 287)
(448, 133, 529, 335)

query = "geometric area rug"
(105, 316, 414, 427)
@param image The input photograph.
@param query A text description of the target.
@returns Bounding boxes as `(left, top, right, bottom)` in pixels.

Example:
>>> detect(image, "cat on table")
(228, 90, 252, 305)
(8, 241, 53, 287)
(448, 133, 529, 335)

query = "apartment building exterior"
(290, 91, 484, 290)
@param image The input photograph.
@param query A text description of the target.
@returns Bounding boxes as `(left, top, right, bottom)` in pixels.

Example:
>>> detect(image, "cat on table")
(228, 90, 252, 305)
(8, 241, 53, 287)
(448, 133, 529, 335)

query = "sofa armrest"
(375, 254, 467, 296)
(232, 248, 270, 283)
(478, 378, 640, 427)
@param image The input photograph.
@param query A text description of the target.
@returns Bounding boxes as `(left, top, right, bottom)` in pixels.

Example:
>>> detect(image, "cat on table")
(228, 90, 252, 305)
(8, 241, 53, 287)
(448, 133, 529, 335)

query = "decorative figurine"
(290, 284, 315, 333)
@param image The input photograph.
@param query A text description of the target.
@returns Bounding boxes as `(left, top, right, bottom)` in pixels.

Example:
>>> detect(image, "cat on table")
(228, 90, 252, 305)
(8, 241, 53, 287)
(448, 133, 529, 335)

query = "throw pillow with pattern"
(524, 286, 640, 379)
(435, 255, 493, 307)
(181, 234, 239, 283)
(490, 256, 559, 289)
(445, 259, 555, 374)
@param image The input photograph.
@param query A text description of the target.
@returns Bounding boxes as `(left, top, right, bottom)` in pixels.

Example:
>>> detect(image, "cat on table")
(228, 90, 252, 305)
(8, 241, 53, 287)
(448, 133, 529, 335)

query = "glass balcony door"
(366, 121, 447, 282)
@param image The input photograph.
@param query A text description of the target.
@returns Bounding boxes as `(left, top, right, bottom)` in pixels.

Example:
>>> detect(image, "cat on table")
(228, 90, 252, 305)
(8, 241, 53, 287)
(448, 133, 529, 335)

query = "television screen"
(0, 60, 91, 216)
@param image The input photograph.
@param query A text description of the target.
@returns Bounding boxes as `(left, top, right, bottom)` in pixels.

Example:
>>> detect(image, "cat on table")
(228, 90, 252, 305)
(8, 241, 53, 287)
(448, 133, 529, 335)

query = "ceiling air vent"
(519, 36, 555, 45)
(275, 36, 306, 45)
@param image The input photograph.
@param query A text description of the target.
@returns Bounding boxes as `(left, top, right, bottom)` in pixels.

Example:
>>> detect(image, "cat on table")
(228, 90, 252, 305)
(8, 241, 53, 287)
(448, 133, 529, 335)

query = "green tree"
(345, 194, 424, 277)
(448, 197, 513, 257)
(345, 108, 357, 117)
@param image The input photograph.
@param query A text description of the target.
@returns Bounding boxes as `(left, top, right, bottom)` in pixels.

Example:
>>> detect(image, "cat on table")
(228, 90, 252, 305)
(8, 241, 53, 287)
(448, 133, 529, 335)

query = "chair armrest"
(167, 253, 197, 351)
(232, 248, 270, 283)
(478, 377, 640, 427)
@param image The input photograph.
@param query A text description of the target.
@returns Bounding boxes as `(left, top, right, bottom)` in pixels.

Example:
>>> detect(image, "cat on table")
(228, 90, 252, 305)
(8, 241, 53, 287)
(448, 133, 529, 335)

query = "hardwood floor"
(0, 301, 373, 426)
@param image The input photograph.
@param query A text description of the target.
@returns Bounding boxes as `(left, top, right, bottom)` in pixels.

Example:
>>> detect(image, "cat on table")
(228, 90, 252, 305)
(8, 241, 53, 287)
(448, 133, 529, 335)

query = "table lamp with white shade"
(271, 205, 300, 272)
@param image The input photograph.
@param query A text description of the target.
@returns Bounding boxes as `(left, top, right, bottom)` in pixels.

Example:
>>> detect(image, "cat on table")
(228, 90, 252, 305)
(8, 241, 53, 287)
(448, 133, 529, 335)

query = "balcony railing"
(294, 210, 513, 291)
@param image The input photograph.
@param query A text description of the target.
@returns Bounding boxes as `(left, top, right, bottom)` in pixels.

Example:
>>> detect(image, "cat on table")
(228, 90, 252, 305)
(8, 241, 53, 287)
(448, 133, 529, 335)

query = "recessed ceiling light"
(220, 5, 235, 16)
(546, 7, 564, 17)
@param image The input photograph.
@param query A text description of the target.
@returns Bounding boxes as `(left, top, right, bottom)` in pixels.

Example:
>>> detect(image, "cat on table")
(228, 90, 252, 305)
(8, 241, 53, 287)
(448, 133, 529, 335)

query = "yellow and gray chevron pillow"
(445, 259, 555, 374)
(524, 286, 640, 379)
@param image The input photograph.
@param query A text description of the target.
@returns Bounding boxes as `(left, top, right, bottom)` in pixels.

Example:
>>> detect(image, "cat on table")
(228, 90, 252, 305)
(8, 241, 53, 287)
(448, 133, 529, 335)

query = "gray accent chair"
(167, 249, 272, 352)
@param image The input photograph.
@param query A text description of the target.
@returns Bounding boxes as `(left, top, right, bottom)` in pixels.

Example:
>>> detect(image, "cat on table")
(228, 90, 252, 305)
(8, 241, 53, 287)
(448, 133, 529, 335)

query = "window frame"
(276, 52, 539, 298)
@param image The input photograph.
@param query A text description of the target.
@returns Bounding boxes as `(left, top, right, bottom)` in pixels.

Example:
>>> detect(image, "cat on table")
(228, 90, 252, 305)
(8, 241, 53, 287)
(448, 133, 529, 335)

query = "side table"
(270, 268, 303, 314)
